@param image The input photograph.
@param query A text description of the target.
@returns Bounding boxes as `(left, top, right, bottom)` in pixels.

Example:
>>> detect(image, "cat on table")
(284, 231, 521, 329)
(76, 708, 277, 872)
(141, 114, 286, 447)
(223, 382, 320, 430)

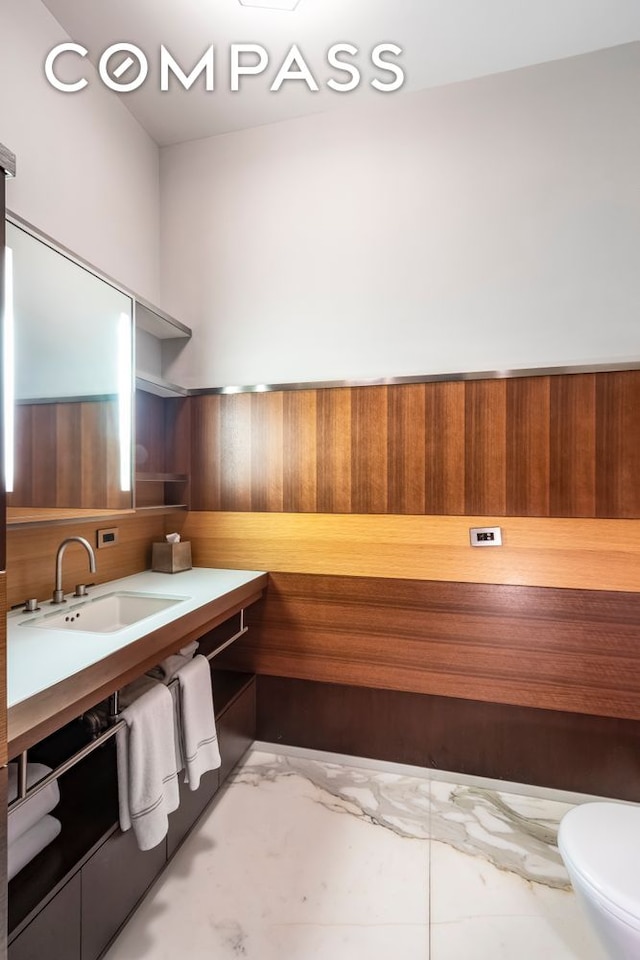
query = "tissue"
(152, 535, 191, 573)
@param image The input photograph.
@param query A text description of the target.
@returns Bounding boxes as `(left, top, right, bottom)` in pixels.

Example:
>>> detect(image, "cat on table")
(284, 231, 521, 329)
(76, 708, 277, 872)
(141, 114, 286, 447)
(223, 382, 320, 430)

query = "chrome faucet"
(52, 537, 97, 604)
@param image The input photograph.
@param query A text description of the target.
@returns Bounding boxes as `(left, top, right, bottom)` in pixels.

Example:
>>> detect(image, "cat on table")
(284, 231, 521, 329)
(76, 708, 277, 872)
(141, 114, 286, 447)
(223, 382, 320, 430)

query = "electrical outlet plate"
(97, 527, 119, 548)
(469, 526, 502, 547)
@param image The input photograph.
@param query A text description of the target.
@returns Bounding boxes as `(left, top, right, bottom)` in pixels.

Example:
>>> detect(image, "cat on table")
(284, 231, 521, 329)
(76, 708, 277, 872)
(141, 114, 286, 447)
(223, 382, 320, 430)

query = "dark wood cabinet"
(167, 768, 219, 859)
(218, 677, 256, 785)
(8, 875, 81, 960)
(8, 660, 256, 960)
(81, 829, 166, 960)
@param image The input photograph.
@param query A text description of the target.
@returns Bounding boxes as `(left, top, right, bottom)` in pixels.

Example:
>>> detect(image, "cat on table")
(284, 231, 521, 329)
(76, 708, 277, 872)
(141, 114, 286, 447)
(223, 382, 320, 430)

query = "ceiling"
(41, 0, 640, 146)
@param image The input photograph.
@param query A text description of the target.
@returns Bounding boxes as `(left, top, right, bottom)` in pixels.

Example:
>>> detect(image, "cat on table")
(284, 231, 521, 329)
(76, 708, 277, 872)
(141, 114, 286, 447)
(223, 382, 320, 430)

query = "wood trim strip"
(179, 511, 640, 593)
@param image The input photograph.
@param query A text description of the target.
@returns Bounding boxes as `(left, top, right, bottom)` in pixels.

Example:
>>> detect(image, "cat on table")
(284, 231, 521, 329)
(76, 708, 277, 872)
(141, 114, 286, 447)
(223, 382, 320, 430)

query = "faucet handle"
(73, 584, 90, 597)
(23, 598, 40, 613)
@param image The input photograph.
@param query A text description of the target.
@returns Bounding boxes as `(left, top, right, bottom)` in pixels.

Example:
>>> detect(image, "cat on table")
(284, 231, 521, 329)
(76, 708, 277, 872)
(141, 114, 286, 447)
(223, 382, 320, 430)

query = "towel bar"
(9, 721, 126, 815)
(8, 611, 248, 812)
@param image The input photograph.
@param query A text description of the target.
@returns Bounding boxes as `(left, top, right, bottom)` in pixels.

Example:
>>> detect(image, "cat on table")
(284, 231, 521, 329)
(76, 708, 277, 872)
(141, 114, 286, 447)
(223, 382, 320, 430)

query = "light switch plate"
(469, 526, 502, 547)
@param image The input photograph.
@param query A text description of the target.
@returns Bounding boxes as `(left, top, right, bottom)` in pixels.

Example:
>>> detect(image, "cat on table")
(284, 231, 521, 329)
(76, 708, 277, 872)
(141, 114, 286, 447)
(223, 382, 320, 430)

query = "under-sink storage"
(8, 667, 256, 960)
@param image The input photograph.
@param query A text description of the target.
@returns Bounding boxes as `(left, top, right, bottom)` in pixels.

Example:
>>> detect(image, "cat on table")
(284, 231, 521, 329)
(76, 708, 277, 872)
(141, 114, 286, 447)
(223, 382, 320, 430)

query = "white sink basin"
(21, 591, 190, 634)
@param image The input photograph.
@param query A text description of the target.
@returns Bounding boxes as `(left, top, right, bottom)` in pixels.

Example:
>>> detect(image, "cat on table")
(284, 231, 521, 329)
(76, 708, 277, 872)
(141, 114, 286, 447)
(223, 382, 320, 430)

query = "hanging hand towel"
(176, 654, 221, 792)
(116, 678, 180, 851)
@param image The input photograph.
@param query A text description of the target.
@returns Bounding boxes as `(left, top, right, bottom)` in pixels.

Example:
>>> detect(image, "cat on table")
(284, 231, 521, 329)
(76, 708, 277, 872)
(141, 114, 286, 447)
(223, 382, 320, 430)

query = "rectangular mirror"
(5, 218, 134, 523)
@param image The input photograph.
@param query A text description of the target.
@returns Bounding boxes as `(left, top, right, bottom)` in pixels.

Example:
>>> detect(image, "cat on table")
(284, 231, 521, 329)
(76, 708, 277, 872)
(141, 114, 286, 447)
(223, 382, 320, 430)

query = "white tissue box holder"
(152, 541, 192, 573)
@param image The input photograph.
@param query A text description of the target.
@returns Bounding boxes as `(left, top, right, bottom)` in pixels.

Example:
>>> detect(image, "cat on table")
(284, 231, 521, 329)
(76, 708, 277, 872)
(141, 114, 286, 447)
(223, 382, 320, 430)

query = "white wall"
(160, 43, 640, 389)
(0, 0, 160, 303)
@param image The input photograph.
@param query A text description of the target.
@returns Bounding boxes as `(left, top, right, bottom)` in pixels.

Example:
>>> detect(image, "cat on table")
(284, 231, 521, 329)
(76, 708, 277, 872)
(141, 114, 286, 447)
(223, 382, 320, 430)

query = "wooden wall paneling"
(549, 374, 596, 517)
(6, 514, 165, 609)
(256, 676, 640, 801)
(251, 391, 284, 512)
(56, 404, 82, 508)
(81, 403, 108, 508)
(316, 388, 351, 514)
(596, 371, 640, 519)
(351, 386, 387, 514)
(216, 571, 640, 722)
(387, 384, 425, 514)
(283, 391, 317, 512)
(186, 371, 640, 519)
(219, 393, 253, 512)
(506, 377, 550, 516)
(30, 406, 57, 508)
(11, 401, 123, 511)
(424, 381, 465, 514)
(10, 406, 33, 507)
(136, 391, 166, 475)
(464, 379, 507, 515)
(190, 396, 221, 510)
(163, 397, 191, 509)
(183, 510, 640, 592)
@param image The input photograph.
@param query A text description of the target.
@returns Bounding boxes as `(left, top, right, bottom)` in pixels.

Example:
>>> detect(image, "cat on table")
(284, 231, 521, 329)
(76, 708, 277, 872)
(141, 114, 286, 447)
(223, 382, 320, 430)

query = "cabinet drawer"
(9, 874, 81, 960)
(218, 680, 256, 785)
(81, 829, 166, 960)
(167, 767, 220, 859)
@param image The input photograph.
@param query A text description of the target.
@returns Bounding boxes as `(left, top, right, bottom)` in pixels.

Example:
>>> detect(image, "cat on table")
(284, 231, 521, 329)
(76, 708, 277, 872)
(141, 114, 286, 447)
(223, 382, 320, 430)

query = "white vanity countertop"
(8, 567, 266, 709)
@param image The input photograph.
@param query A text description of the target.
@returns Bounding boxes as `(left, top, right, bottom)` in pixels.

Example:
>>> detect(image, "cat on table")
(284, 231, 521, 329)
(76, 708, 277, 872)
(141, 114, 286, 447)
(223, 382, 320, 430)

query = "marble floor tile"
(104, 749, 607, 960)
(104, 751, 430, 960)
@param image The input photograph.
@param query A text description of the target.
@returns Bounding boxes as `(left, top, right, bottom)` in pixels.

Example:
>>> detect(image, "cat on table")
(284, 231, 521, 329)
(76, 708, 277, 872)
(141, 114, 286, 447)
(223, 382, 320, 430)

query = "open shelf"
(9, 734, 119, 941)
(135, 473, 189, 483)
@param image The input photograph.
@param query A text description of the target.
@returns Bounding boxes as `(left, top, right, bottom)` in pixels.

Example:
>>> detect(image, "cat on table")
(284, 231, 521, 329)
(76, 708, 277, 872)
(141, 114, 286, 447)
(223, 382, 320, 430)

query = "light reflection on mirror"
(5, 220, 134, 514)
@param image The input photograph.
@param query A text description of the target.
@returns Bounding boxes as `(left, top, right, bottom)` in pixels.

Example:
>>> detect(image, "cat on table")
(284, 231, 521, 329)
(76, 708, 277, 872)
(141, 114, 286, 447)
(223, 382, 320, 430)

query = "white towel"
(147, 640, 200, 683)
(8, 762, 60, 845)
(8, 815, 61, 881)
(116, 678, 180, 851)
(176, 655, 221, 791)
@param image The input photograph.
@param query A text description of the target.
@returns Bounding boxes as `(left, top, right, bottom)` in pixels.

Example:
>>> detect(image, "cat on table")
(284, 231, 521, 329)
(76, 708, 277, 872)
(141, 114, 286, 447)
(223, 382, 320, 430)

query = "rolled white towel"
(8, 815, 61, 881)
(8, 762, 60, 845)
(147, 640, 200, 683)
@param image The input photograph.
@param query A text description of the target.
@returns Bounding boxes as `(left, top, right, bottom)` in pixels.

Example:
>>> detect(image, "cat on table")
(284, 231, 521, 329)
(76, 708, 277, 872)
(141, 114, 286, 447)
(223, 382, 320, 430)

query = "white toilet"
(558, 802, 640, 960)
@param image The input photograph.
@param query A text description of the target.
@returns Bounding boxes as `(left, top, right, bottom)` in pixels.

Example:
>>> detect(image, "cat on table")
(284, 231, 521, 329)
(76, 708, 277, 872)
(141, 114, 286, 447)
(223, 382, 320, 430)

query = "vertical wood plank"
(9, 405, 33, 508)
(30, 406, 57, 507)
(283, 391, 317, 512)
(317, 388, 352, 514)
(506, 377, 551, 516)
(465, 380, 507, 515)
(425, 381, 465, 515)
(596, 371, 640, 518)
(81, 402, 107, 508)
(351, 386, 388, 514)
(387, 384, 426, 514)
(190, 396, 221, 510)
(251, 392, 284, 512)
(56, 403, 82, 507)
(136, 391, 166, 474)
(549, 374, 596, 517)
(219, 393, 253, 511)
